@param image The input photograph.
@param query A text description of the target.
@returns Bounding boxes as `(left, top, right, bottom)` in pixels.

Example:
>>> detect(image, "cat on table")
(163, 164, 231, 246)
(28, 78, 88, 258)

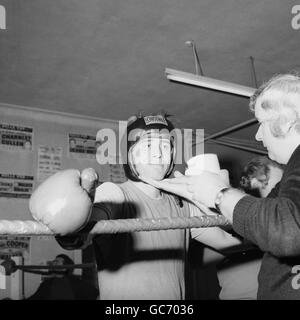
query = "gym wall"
(0, 102, 121, 298)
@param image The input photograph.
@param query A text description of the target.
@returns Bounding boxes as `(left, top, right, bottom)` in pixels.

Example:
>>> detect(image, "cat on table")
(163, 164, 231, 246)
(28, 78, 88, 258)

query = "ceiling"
(0, 0, 299, 144)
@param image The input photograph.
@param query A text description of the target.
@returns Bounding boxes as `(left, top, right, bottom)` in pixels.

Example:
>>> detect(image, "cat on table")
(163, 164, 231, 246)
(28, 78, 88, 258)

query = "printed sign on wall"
(0, 123, 33, 151)
(0, 236, 31, 257)
(109, 164, 126, 183)
(37, 146, 62, 182)
(0, 173, 34, 198)
(68, 133, 96, 159)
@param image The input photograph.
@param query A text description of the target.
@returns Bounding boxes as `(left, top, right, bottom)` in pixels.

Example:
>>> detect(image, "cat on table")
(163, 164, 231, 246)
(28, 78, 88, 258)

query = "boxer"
(30, 113, 242, 300)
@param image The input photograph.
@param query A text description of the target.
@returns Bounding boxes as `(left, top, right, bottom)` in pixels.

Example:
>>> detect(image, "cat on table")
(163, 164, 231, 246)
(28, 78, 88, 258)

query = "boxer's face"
(52, 257, 65, 266)
(50, 257, 67, 276)
(130, 136, 171, 180)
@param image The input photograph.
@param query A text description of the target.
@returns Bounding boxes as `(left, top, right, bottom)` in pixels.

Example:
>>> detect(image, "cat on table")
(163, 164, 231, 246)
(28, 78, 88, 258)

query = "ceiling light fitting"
(165, 68, 256, 98)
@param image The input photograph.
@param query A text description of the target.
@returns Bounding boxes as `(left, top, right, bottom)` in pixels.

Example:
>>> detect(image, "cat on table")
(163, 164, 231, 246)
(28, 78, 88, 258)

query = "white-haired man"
(147, 74, 300, 299)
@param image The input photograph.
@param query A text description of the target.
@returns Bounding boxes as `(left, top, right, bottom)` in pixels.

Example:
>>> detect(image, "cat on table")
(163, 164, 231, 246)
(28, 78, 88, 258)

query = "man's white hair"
(250, 73, 300, 137)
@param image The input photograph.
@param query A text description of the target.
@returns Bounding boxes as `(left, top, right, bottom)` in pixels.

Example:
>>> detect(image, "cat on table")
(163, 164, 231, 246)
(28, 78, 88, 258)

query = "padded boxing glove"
(29, 168, 98, 235)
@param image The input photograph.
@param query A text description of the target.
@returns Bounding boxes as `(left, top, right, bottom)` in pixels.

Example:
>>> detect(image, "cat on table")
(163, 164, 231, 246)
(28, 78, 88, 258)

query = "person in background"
(26, 254, 99, 300)
(240, 156, 284, 198)
(217, 156, 283, 300)
(69, 138, 77, 152)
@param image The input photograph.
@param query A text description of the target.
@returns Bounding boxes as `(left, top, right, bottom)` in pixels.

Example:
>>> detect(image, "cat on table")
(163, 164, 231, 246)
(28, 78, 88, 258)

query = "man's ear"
(280, 121, 295, 135)
(276, 113, 298, 136)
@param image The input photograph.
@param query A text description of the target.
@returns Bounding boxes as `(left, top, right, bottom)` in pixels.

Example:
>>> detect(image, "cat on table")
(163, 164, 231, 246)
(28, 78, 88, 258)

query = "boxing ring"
(0, 215, 229, 235)
(0, 215, 230, 281)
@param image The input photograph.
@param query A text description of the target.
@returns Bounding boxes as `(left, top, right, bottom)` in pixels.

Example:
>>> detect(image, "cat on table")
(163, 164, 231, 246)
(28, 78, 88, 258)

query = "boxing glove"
(29, 168, 98, 235)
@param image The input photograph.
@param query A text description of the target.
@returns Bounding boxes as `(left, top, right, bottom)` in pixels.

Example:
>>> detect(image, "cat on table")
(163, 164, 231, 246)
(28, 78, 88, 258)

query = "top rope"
(0, 215, 229, 235)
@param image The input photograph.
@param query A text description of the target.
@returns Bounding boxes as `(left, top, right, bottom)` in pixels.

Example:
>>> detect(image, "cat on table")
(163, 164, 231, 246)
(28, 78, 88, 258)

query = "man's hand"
(139, 170, 230, 208)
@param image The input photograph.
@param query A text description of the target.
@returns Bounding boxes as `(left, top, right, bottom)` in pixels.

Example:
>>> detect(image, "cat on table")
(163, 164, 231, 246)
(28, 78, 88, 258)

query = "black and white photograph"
(0, 0, 300, 307)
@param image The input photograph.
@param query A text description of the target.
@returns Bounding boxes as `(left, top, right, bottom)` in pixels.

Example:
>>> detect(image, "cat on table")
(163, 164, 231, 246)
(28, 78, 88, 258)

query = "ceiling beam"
(165, 68, 256, 98)
(204, 118, 257, 141)
(207, 139, 267, 155)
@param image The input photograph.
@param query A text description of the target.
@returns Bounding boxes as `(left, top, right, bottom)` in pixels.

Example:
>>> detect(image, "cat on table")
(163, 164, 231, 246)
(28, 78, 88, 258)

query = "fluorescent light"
(165, 68, 256, 98)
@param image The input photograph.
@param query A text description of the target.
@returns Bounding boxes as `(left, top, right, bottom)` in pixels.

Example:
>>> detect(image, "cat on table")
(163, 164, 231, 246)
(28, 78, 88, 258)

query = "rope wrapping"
(90, 215, 229, 234)
(0, 220, 52, 235)
(0, 215, 229, 235)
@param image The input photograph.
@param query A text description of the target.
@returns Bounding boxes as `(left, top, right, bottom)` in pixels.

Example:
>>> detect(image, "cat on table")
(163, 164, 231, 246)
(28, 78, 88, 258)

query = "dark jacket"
(26, 275, 99, 300)
(233, 144, 300, 299)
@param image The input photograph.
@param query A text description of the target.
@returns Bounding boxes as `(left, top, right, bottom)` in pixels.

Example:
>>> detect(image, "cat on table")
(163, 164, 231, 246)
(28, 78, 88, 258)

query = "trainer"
(150, 73, 300, 299)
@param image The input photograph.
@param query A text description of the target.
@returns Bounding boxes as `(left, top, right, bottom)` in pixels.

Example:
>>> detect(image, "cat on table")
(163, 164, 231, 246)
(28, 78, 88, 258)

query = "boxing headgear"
(123, 114, 176, 181)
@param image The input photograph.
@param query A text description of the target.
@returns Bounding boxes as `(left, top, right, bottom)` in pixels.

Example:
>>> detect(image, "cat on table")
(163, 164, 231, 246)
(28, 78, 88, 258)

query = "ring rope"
(0, 260, 96, 276)
(0, 215, 229, 235)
